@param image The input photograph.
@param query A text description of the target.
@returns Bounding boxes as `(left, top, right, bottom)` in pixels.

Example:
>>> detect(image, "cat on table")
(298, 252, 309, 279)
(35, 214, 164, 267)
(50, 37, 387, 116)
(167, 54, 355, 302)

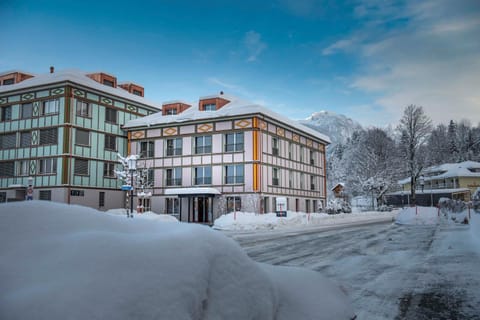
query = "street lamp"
(127, 157, 137, 218)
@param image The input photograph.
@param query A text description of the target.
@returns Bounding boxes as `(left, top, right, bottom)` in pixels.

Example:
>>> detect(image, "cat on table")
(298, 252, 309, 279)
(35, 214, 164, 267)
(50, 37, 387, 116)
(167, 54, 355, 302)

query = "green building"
(0, 68, 160, 209)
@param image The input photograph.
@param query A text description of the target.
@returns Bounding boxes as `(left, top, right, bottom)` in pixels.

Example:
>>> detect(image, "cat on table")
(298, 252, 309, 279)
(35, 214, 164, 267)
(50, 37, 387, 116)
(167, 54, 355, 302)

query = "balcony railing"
(166, 148, 182, 156)
(166, 178, 182, 186)
(195, 146, 212, 154)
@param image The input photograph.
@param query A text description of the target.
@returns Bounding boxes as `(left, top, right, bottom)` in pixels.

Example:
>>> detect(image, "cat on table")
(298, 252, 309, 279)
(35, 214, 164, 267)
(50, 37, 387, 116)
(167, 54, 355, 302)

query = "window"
(195, 136, 212, 154)
(272, 137, 279, 156)
(99, 192, 105, 207)
(71, 190, 85, 197)
(0, 133, 16, 149)
(225, 132, 244, 152)
(203, 103, 216, 111)
(42, 99, 59, 115)
(310, 175, 315, 190)
(105, 108, 117, 124)
(166, 168, 182, 186)
(21, 103, 33, 119)
(0, 161, 14, 177)
(105, 134, 116, 151)
(289, 143, 293, 159)
(227, 196, 241, 213)
(289, 171, 293, 188)
(300, 173, 305, 189)
(310, 150, 315, 165)
(147, 168, 155, 186)
(39, 128, 57, 145)
(74, 158, 89, 175)
(300, 146, 304, 163)
(133, 89, 142, 96)
(140, 141, 155, 158)
(166, 198, 180, 214)
(103, 162, 116, 178)
(39, 190, 52, 201)
(272, 168, 279, 186)
(194, 166, 212, 185)
(75, 129, 90, 146)
(225, 164, 244, 184)
(17, 160, 30, 176)
(103, 79, 114, 87)
(3, 78, 14, 85)
(165, 108, 177, 115)
(38, 158, 57, 174)
(1, 106, 12, 121)
(166, 138, 182, 156)
(76, 101, 90, 117)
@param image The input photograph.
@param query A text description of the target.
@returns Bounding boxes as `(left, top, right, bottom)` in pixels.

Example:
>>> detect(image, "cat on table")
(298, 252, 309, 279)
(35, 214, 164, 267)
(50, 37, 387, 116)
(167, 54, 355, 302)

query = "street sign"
(121, 185, 132, 191)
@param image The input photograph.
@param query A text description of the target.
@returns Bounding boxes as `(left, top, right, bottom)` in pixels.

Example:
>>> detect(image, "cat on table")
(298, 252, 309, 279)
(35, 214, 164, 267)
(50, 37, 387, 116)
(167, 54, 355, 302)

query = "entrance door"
(197, 197, 210, 223)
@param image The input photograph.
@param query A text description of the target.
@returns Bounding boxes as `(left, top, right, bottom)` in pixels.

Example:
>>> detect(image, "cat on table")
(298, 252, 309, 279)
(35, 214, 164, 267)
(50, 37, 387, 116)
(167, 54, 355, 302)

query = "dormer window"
(165, 108, 177, 115)
(132, 89, 142, 96)
(2, 78, 14, 85)
(103, 79, 114, 87)
(204, 103, 216, 111)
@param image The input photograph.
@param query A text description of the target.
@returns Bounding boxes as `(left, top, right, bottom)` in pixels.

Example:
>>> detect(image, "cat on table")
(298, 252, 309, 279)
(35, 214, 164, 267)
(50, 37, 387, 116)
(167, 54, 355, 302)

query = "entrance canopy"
(164, 187, 221, 198)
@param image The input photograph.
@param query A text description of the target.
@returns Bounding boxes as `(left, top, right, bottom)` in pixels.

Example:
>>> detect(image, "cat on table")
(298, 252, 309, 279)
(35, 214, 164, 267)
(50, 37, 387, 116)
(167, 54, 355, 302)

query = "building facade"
(386, 161, 480, 206)
(124, 94, 330, 223)
(0, 68, 160, 209)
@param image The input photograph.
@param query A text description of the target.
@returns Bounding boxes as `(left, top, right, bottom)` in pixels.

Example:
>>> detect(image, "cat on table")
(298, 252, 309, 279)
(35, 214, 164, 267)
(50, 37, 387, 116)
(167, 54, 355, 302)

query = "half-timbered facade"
(124, 94, 330, 223)
(0, 68, 160, 209)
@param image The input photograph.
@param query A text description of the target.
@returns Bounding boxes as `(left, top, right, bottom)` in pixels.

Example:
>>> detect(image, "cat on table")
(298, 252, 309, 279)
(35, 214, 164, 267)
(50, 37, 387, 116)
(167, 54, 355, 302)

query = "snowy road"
(225, 220, 480, 319)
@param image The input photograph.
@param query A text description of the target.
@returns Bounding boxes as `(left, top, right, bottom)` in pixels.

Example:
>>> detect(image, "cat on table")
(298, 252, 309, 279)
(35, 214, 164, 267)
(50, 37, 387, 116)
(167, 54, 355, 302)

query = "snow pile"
(395, 207, 439, 225)
(213, 210, 397, 231)
(0, 201, 354, 320)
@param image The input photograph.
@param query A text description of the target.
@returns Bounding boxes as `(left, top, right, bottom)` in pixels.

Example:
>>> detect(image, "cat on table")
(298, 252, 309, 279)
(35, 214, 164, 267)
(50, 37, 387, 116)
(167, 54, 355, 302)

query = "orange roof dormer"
(198, 92, 230, 112)
(0, 71, 34, 86)
(119, 82, 144, 97)
(86, 72, 117, 88)
(162, 101, 192, 115)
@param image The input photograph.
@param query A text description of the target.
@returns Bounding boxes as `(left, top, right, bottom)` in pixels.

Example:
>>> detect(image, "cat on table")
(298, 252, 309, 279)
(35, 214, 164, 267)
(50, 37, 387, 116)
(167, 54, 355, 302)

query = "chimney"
(50, 66, 54, 74)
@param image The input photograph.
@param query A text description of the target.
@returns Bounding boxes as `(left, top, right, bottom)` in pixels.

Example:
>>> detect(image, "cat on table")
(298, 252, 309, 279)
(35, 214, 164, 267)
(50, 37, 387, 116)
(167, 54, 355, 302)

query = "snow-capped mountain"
(299, 111, 363, 146)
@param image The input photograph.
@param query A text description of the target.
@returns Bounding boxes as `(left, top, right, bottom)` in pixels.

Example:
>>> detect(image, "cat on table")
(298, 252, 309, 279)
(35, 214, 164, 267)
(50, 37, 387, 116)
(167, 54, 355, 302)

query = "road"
(225, 220, 480, 319)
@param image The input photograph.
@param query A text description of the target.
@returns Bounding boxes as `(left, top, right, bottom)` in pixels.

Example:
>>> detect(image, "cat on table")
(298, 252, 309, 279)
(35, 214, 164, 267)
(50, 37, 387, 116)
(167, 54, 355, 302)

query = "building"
(0, 68, 161, 209)
(386, 161, 480, 206)
(123, 93, 330, 223)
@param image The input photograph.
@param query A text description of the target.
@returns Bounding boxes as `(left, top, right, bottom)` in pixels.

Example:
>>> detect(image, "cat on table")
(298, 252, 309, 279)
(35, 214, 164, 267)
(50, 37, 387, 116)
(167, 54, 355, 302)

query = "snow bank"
(213, 210, 397, 231)
(0, 201, 354, 320)
(395, 206, 439, 225)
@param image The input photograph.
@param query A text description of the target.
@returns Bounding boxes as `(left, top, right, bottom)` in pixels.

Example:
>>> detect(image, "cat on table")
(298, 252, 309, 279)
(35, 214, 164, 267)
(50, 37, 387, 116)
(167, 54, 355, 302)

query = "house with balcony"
(0, 68, 160, 208)
(123, 93, 330, 223)
(386, 161, 480, 206)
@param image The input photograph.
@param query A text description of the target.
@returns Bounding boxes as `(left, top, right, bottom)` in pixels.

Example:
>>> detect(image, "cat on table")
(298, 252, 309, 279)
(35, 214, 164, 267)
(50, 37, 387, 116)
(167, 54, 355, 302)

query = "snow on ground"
(395, 206, 471, 226)
(0, 201, 354, 320)
(213, 210, 397, 231)
(105, 208, 179, 222)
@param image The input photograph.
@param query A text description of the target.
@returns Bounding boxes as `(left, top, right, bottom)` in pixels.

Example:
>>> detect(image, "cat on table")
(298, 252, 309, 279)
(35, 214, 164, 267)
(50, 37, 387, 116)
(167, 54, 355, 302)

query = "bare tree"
(398, 105, 432, 205)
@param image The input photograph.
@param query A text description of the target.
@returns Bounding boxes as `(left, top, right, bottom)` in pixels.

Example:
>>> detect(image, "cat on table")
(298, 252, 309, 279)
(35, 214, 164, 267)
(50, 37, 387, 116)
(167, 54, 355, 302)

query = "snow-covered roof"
(331, 183, 345, 191)
(124, 96, 331, 144)
(398, 161, 480, 185)
(164, 187, 221, 196)
(0, 69, 161, 110)
(162, 100, 192, 106)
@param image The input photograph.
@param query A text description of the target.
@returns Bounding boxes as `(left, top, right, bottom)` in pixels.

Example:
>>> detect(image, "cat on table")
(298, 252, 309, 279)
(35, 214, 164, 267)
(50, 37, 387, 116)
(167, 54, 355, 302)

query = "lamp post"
(127, 157, 137, 218)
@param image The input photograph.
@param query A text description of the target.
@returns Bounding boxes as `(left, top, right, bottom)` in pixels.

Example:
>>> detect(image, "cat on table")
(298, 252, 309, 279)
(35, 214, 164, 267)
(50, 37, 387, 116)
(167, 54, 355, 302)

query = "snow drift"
(0, 201, 354, 320)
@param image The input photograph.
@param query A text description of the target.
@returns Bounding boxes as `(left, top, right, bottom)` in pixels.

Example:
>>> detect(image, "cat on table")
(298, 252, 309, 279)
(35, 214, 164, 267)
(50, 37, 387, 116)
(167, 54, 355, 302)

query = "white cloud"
(328, 0, 480, 125)
(243, 30, 267, 62)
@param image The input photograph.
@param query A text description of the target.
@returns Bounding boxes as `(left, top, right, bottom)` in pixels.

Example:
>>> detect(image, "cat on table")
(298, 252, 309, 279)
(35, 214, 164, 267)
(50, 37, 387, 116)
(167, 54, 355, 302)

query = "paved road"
(225, 221, 480, 319)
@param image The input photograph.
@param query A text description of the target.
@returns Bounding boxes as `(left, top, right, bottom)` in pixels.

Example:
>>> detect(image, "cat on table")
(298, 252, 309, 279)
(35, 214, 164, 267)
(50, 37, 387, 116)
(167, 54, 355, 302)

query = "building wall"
(1, 80, 159, 208)
(127, 114, 328, 217)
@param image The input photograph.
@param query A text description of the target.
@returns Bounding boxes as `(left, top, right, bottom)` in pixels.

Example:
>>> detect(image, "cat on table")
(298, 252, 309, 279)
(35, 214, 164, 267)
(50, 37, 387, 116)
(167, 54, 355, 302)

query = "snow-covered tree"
(397, 105, 432, 205)
(426, 124, 448, 166)
(447, 120, 459, 162)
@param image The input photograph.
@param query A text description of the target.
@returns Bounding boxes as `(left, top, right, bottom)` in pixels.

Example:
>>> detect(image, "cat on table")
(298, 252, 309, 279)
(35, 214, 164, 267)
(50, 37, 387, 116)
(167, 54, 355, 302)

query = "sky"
(1, 0, 479, 127)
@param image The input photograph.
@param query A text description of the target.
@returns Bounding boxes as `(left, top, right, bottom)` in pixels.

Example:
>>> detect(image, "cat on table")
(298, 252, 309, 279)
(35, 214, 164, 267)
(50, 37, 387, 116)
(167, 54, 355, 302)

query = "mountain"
(299, 111, 363, 147)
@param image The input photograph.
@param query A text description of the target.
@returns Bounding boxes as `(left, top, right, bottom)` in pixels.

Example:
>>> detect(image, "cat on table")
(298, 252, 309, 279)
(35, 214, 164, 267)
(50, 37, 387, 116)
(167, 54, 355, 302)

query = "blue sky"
(1, 0, 479, 126)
